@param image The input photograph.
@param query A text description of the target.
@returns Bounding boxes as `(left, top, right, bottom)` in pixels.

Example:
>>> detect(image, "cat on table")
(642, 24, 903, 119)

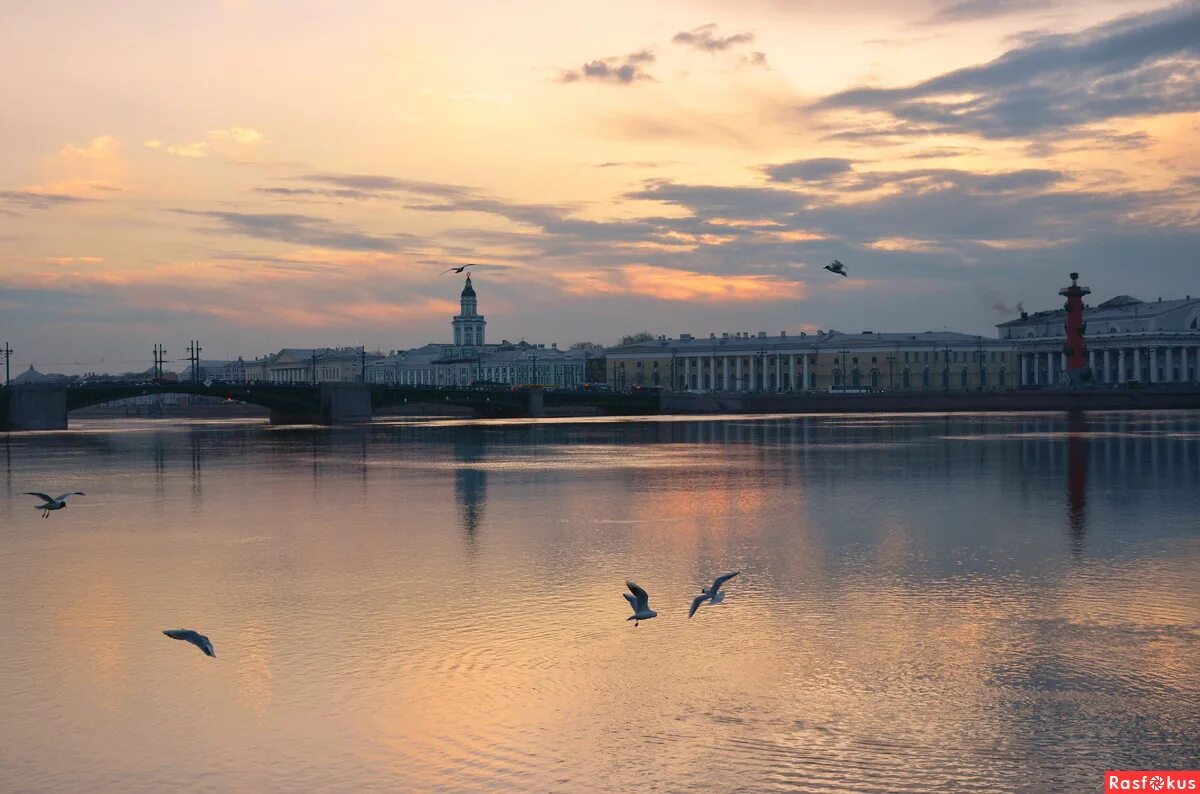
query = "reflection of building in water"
(1066, 411, 1087, 552)
(453, 431, 488, 543)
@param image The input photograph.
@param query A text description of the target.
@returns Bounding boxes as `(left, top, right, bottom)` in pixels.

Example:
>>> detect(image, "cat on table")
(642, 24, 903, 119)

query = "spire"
(461, 273, 476, 298)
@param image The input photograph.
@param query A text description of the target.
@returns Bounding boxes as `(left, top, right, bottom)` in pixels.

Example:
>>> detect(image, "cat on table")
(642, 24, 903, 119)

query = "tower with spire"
(452, 274, 486, 351)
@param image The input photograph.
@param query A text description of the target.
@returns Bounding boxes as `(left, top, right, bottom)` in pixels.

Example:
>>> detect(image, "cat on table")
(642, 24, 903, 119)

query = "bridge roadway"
(0, 382, 662, 430)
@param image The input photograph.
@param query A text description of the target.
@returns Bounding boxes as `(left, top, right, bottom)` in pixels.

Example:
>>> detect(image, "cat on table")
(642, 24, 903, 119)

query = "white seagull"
(689, 571, 740, 618)
(623, 581, 658, 627)
(25, 491, 85, 518)
(824, 260, 848, 277)
(163, 629, 216, 658)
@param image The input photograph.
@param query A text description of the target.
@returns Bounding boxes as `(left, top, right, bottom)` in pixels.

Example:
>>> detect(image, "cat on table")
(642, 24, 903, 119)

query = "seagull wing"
(626, 581, 650, 611)
(195, 634, 216, 657)
(712, 571, 740, 592)
(24, 492, 54, 502)
(53, 492, 78, 503)
(689, 593, 709, 618)
(623, 592, 637, 612)
(439, 267, 457, 275)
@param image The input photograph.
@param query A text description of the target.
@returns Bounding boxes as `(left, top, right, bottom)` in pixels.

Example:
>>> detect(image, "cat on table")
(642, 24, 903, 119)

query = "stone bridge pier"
(269, 382, 372, 425)
(0, 385, 69, 431)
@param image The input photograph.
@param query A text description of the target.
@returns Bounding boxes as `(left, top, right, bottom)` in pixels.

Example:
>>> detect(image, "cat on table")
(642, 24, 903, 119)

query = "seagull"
(824, 260, 848, 277)
(623, 581, 658, 627)
(689, 571, 740, 618)
(163, 629, 215, 658)
(25, 491, 85, 518)
(439, 263, 488, 275)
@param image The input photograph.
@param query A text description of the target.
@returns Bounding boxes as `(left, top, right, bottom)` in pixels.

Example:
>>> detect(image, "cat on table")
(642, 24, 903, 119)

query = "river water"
(1, 412, 1197, 792)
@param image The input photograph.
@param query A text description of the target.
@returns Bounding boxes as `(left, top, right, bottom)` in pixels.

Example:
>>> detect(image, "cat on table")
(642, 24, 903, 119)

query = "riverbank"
(662, 387, 1200, 414)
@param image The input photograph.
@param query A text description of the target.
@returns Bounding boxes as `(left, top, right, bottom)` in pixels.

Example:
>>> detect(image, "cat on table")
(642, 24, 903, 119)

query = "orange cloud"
(866, 237, 949, 253)
(558, 265, 806, 303)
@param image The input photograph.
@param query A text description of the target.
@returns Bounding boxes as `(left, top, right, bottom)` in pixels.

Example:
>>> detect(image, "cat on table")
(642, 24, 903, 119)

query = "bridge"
(0, 382, 663, 430)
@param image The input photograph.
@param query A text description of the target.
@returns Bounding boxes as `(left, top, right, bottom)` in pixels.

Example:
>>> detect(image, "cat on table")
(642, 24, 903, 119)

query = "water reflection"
(1066, 411, 1088, 553)
(453, 430, 488, 547)
(0, 412, 1196, 792)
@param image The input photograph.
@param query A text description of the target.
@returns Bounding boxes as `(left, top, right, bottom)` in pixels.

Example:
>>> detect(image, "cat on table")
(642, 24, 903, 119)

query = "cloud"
(558, 50, 655, 84)
(206, 126, 264, 144)
(673, 24, 755, 52)
(299, 173, 471, 198)
(146, 126, 266, 158)
(743, 51, 768, 68)
(166, 142, 211, 158)
(764, 158, 855, 183)
(173, 209, 419, 252)
(253, 172, 476, 204)
(59, 136, 121, 160)
(814, 3, 1200, 140)
(557, 265, 805, 303)
(928, 0, 1054, 23)
(0, 190, 92, 210)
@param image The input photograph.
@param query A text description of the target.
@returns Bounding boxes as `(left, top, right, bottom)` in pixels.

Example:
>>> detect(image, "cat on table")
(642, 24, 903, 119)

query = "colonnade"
(1019, 346, 1200, 386)
(678, 353, 814, 392)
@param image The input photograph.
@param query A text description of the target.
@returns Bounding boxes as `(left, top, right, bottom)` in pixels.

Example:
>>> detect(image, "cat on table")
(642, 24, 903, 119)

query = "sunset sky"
(2, 0, 1198, 373)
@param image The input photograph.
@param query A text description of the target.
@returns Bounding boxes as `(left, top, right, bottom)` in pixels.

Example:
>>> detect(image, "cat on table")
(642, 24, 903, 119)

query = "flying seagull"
(623, 581, 658, 627)
(824, 260, 848, 277)
(25, 491, 85, 518)
(439, 263, 488, 275)
(163, 629, 215, 658)
(689, 571, 740, 618)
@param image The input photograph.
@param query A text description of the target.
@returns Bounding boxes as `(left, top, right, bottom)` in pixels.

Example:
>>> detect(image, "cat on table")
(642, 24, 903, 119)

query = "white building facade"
(364, 276, 589, 388)
(998, 294, 1200, 386)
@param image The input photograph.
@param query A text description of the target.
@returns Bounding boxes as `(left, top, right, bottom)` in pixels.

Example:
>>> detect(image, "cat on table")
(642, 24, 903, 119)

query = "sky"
(1, 0, 1198, 374)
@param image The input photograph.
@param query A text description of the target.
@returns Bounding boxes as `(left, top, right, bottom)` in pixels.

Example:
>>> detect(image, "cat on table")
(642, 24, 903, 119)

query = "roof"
(997, 295, 1199, 328)
(608, 329, 1005, 355)
(10, 365, 69, 384)
(461, 274, 475, 298)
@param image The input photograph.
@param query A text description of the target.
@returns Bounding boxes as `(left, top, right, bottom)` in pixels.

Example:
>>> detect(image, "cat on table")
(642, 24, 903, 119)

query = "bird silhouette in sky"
(440, 263, 489, 275)
(824, 260, 848, 277)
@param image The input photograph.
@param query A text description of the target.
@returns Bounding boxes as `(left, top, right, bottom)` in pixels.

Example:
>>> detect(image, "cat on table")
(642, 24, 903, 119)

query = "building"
(8, 365, 69, 385)
(997, 286, 1200, 385)
(245, 347, 384, 384)
(179, 358, 247, 384)
(607, 329, 1019, 392)
(364, 275, 593, 389)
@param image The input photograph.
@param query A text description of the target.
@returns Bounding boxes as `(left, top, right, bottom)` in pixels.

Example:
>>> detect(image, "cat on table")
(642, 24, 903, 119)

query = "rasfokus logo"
(1107, 771, 1199, 791)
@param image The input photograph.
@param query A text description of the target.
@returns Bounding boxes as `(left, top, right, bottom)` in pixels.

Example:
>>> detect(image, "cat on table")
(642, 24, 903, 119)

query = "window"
(902, 369, 911, 388)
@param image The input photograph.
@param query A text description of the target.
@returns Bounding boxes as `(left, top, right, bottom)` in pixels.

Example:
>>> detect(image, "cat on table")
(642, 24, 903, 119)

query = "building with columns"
(998, 291, 1200, 386)
(364, 275, 593, 388)
(606, 329, 1019, 393)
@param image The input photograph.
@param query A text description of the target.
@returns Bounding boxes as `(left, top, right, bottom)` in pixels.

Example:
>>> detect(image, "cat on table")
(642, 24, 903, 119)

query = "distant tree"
(569, 342, 606, 355)
(617, 331, 656, 346)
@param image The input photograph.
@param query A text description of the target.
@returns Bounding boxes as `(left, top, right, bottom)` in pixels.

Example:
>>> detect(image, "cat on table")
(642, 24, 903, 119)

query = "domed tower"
(453, 274, 486, 349)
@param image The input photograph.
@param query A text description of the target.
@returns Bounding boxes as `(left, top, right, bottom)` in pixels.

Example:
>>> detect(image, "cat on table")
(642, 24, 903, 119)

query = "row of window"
(667, 366, 1010, 390)
(454, 327, 485, 346)
(374, 363, 583, 386)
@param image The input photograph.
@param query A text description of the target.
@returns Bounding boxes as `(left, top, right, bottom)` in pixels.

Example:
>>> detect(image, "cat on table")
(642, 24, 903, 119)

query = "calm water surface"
(1, 412, 1198, 792)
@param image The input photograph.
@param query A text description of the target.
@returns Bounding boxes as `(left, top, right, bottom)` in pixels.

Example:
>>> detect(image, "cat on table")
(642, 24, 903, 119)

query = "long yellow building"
(606, 330, 1020, 392)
